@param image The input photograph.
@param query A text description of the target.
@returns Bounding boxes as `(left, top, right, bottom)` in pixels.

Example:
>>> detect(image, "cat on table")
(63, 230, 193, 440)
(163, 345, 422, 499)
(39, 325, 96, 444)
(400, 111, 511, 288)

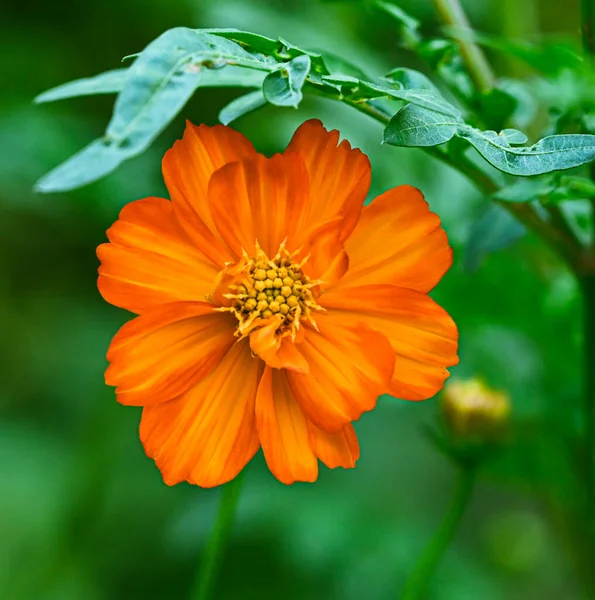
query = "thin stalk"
(400, 466, 476, 600)
(189, 473, 245, 600)
(432, 0, 495, 93)
(581, 0, 595, 238)
(581, 275, 595, 527)
(582, 0, 595, 58)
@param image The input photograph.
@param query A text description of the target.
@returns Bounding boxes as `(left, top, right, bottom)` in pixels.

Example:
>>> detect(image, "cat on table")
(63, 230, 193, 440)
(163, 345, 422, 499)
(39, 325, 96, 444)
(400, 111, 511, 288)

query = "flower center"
(222, 242, 323, 339)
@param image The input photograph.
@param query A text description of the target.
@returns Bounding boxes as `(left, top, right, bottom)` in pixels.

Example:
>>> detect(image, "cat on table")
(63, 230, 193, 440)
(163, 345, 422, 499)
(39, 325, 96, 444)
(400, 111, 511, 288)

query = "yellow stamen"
(225, 241, 324, 339)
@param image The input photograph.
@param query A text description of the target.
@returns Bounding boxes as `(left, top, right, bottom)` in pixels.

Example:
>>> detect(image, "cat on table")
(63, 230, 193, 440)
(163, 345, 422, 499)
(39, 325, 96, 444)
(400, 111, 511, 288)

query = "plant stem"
(582, 0, 595, 58)
(400, 466, 476, 600)
(581, 275, 595, 525)
(189, 473, 245, 600)
(432, 0, 495, 93)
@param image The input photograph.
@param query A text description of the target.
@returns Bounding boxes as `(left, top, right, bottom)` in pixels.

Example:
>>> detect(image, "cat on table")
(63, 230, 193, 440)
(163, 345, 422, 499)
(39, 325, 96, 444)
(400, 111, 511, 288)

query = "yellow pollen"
(221, 241, 324, 340)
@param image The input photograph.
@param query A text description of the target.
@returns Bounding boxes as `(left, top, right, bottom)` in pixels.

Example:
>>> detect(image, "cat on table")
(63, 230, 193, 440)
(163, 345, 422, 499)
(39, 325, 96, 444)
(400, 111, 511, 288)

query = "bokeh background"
(1, 0, 589, 598)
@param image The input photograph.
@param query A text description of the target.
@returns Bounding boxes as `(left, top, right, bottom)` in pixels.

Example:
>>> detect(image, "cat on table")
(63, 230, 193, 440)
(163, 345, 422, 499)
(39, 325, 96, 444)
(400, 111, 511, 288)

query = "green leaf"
(498, 129, 528, 145)
(496, 175, 595, 204)
(207, 29, 329, 74)
(321, 75, 462, 118)
(478, 87, 517, 131)
(458, 128, 595, 176)
(384, 104, 459, 147)
(316, 51, 368, 80)
(277, 38, 329, 75)
(464, 204, 526, 271)
(34, 139, 128, 193)
(34, 65, 265, 104)
(34, 69, 128, 103)
(383, 67, 437, 91)
(204, 28, 280, 55)
(219, 90, 266, 125)
(36, 28, 271, 192)
(373, 0, 421, 48)
(263, 55, 311, 108)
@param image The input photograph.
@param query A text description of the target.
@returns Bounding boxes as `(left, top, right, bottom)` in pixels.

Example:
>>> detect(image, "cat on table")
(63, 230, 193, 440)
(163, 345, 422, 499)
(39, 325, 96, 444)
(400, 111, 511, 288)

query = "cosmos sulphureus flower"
(97, 119, 458, 487)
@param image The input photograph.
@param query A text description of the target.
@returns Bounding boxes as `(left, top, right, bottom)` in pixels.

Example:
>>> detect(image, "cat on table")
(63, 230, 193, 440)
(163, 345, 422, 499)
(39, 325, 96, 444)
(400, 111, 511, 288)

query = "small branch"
(582, 0, 595, 57)
(189, 473, 245, 600)
(400, 466, 476, 600)
(433, 0, 495, 93)
(580, 275, 595, 529)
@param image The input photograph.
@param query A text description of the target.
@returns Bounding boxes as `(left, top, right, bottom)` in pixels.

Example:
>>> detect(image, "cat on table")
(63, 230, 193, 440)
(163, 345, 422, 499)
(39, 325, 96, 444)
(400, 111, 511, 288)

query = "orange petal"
(255, 366, 318, 484)
(163, 122, 256, 266)
(140, 339, 262, 487)
(337, 185, 453, 293)
(320, 285, 459, 400)
(97, 197, 219, 314)
(249, 318, 309, 373)
(307, 422, 360, 469)
(208, 153, 310, 258)
(298, 218, 349, 288)
(106, 302, 236, 406)
(286, 119, 371, 240)
(286, 314, 395, 433)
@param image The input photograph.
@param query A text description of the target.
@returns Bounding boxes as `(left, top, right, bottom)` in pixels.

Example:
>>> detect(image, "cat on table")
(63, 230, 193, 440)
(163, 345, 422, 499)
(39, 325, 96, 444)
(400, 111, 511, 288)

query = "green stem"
(400, 466, 476, 600)
(432, 0, 495, 93)
(581, 275, 595, 526)
(582, 0, 595, 58)
(189, 473, 245, 600)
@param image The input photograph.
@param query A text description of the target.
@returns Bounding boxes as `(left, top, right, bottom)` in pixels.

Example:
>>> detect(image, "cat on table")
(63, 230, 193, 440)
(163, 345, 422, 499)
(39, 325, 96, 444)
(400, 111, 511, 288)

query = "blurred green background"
(1, 0, 589, 598)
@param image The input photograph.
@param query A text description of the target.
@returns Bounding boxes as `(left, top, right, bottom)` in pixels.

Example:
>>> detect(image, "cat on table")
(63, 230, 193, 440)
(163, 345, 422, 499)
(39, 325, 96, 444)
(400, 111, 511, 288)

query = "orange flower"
(98, 119, 458, 487)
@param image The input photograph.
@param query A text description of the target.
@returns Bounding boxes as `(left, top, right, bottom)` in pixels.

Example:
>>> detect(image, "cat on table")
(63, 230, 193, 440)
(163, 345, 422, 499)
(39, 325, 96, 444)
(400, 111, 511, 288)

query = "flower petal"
(97, 197, 219, 314)
(208, 152, 310, 259)
(249, 318, 309, 374)
(106, 302, 236, 406)
(286, 119, 371, 239)
(140, 339, 262, 487)
(307, 422, 360, 469)
(255, 366, 318, 484)
(286, 314, 395, 433)
(163, 122, 257, 266)
(338, 185, 452, 292)
(320, 285, 459, 400)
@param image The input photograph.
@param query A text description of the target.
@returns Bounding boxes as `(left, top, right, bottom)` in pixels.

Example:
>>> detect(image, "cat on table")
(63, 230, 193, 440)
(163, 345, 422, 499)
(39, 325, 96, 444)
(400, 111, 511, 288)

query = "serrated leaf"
(36, 28, 271, 192)
(263, 55, 311, 108)
(458, 128, 595, 176)
(383, 67, 437, 92)
(34, 69, 128, 103)
(384, 104, 459, 147)
(219, 90, 266, 125)
(464, 204, 526, 271)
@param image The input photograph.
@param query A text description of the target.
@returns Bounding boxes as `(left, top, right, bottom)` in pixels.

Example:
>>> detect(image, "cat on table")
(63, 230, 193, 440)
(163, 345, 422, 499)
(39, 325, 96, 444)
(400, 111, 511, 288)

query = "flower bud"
(441, 378, 510, 444)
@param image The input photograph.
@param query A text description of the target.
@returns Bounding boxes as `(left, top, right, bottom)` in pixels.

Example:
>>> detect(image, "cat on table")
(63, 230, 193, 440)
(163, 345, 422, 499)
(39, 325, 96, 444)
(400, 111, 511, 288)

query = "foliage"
(6, 0, 595, 599)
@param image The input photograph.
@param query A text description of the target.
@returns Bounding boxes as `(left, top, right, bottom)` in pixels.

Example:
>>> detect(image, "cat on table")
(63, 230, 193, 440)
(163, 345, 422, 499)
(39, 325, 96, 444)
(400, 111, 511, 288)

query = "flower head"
(441, 378, 510, 443)
(98, 119, 458, 487)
